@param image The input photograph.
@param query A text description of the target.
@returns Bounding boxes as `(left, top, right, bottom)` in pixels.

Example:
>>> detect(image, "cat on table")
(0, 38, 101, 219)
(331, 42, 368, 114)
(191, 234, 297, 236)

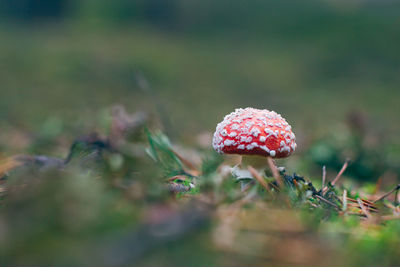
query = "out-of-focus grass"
(0, 106, 399, 266)
(1, 1, 400, 141)
(0, 122, 400, 266)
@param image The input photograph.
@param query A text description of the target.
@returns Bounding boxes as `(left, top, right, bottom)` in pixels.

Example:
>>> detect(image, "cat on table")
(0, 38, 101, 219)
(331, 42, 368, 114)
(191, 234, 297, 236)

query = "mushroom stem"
(267, 157, 283, 188)
(238, 155, 243, 166)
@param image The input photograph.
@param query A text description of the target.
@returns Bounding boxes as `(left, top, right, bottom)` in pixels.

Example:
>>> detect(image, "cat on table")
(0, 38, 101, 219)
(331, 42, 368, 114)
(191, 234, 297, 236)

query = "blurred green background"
(1, 1, 400, 266)
(1, 0, 399, 138)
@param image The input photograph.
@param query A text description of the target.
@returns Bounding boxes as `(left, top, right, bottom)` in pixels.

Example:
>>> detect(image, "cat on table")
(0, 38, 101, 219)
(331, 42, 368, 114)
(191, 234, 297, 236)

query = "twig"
(342, 190, 347, 212)
(331, 160, 350, 186)
(373, 184, 400, 203)
(248, 166, 270, 192)
(315, 195, 339, 209)
(267, 157, 283, 188)
(357, 198, 371, 219)
(322, 160, 349, 195)
(321, 165, 326, 190)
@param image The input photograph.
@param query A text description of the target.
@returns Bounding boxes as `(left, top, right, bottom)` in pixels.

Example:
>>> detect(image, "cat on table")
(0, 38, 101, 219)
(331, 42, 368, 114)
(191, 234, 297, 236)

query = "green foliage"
(201, 152, 223, 176)
(145, 130, 184, 177)
(1, 122, 400, 266)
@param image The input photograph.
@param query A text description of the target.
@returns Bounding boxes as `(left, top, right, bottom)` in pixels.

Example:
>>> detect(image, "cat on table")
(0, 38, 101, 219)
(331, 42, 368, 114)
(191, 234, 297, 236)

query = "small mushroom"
(213, 108, 296, 158)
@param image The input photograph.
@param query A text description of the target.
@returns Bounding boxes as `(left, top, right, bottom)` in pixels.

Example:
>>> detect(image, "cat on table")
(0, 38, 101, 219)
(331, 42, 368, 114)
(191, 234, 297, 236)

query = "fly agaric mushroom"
(212, 108, 296, 158)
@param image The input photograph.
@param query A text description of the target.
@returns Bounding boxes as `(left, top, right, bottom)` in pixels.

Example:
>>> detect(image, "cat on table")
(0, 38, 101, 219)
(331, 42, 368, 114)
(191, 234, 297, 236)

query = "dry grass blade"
(248, 165, 270, 192)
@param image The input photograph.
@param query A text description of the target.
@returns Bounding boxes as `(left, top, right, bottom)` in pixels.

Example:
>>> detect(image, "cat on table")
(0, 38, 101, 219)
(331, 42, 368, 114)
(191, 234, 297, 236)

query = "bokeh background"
(1, 0, 399, 134)
(1, 0, 399, 179)
(1, 1, 400, 265)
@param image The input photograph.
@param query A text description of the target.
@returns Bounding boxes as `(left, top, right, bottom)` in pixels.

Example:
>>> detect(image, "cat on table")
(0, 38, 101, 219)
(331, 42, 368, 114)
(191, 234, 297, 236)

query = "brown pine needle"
(267, 157, 283, 187)
(248, 165, 270, 192)
(373, 184, 400, 203)
(268, 182, 280, 191)
(331, 160, 350, 186)
(347, 198, 378, 212)
(322, 160, 349, 195)
(316, 195, 339, 209)
(357, 198, 372, 219)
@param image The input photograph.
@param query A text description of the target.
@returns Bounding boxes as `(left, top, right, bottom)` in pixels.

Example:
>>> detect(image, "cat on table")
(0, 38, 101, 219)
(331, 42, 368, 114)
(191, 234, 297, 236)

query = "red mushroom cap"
(212, 108, 296, 158)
